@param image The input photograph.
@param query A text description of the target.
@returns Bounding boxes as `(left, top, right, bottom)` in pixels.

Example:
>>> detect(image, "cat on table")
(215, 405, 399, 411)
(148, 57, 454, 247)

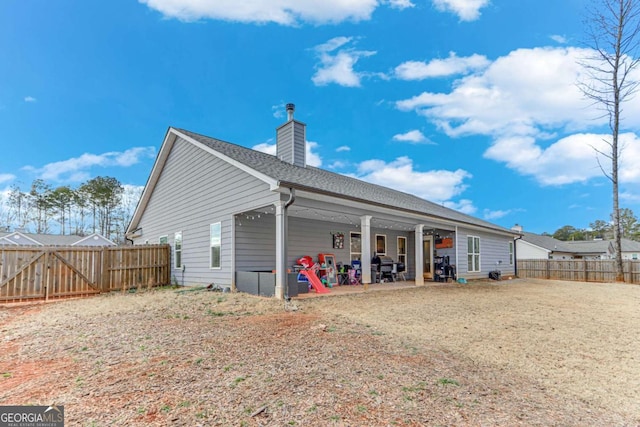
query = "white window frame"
(210, 222, 221, 269)
(467, 235, 480, 273)
(375, 234, 387, 256)
(397, 236, 407, 265)
(350, 232, 362, 261)
(159, 235, 168, 245)
(174, 231, 183, 269)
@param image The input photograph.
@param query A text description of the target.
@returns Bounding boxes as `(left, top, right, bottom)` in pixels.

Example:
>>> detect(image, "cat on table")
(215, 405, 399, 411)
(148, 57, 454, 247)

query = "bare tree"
(579, 0, 640, 281)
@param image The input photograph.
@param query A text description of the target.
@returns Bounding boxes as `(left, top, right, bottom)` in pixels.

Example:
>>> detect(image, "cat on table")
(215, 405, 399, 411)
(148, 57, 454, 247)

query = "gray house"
(0, 231, 116, 247)
(126, 104, 518, 298)
(516, 230, 640, 260)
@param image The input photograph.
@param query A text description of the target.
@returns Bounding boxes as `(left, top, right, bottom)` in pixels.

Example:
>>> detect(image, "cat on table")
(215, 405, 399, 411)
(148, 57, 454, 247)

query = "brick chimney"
(276, 103, 306, 167)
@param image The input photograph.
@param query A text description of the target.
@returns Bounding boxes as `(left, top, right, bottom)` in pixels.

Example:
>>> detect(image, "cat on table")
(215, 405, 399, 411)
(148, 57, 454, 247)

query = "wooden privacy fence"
(517, 259, 640, 284)
(0, 244, 171, 303)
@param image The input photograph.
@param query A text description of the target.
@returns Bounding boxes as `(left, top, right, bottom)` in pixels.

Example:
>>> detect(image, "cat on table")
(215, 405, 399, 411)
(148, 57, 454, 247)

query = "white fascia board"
(73, 233, 116, 246)
(127, 128, 178, 234)
(7, 232, 43, 246)
(279, 187, 517, 237)
(0, 236, 17, 245)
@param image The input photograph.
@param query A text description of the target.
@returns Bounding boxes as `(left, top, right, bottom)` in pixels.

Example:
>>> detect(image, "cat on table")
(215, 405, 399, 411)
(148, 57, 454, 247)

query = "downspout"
(514, 235, 523, 277)
(125, 227, 142, 246)
(454, 225, 459, 277)
(283, 188, 295, 298)
(285, 188, 296, 209)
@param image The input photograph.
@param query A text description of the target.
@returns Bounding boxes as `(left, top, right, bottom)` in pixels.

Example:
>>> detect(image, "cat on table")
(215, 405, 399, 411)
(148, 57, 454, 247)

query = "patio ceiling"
(239, 203, 456, 234)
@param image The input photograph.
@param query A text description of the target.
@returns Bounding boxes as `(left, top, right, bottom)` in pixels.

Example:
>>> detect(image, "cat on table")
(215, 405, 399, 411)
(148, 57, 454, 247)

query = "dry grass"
(1, 278, 639, 426)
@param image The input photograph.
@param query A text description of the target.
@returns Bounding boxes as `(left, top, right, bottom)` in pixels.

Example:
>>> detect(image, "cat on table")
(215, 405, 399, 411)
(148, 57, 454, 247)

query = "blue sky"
(2, 0, 640, 234)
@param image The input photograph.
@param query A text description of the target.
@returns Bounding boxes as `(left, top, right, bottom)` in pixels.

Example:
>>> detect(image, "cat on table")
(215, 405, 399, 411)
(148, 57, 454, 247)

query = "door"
(423, 237, 433, 280)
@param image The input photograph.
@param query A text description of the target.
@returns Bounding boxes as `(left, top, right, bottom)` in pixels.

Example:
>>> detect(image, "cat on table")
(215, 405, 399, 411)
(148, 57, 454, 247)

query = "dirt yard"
(1, 278, 639, 426)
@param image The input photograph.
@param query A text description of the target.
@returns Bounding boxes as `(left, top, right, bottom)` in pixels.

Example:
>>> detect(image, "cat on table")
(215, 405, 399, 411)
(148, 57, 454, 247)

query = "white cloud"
(397, 47, 597, 138)
(312, 37, 376, 87)
(0, 174, 15, 184)
(253, 142, 277, 156)
(395, 46, 640, 186)
(139, 0, 379, 25)
(329, 160, 348, 169)
(395, 52, 489, 80)
(23, 147, 157, 182)
(432, 0, 490, 21)
(484, 132, 640, 186)
(24, 96, 36, 103)
(443, 199, 476, 215)
(483, 209, 511, 220)
(351, 156, 471, 202)
(550, 34, 568, 44)
(387, 0, 415, 9)
(392, 129, 435, 144)
(253, 140, 322, 167)
(621, 191, 640, 203)
(336, 145, 350, 152)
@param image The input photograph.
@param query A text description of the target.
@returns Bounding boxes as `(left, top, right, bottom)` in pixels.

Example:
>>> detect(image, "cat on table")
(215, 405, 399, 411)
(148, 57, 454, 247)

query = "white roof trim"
(72, 233, 116, 246)
(4, 231, 43, 246)
(127, 128, 280, 234)
(0, 236, 18, 245)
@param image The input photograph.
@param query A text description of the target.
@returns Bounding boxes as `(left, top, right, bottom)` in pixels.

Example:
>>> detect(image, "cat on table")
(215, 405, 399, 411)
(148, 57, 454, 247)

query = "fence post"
(624, 260, 629, 283)
(546, 259, 550, 280)
(583, 260, 588, 282)
(44, 250, 50, 301)
(100, 247, 109, 292)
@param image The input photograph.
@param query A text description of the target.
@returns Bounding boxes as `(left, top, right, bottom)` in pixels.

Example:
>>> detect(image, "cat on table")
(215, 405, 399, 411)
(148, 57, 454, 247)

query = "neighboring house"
(126, 104, 519, 299)
(515, 229, 640, 260)
(0, 231, 116, 247)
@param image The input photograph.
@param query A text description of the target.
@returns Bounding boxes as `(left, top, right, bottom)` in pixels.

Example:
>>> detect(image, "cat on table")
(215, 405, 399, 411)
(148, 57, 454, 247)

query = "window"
(350, 232, 361, 261)
(375, 234, 387, 255)
(467, 236, 480, 272)
(509, 241, 514, 265)
(633, 253, 638, 260)
(159, 235, 168, 245)
(210, 222, 221, 269)
(174, 232, 182, 269)
(397, 236, 407, 265)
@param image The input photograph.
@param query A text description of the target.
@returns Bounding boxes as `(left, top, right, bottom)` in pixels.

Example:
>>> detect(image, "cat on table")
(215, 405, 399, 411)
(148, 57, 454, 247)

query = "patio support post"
(454, 225, 459, 277)
(275, 200, 286, 300)
(361, 215, 372, 288)
(415, 224, 425, 286)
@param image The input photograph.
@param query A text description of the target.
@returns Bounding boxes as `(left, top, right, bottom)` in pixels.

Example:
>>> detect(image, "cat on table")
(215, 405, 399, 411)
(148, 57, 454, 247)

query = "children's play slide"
(299, 270, 330, 294)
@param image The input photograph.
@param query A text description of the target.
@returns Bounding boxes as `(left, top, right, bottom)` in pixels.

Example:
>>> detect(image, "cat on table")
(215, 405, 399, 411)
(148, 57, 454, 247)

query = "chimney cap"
(286, 103, 295, 121)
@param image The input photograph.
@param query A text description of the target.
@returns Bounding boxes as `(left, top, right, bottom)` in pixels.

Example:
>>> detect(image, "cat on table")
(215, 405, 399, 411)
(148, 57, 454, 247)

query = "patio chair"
(348, 267, 361, 285)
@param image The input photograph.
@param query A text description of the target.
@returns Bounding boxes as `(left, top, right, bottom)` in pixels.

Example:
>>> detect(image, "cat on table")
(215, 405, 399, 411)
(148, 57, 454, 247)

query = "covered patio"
(293, 278, 457, 299)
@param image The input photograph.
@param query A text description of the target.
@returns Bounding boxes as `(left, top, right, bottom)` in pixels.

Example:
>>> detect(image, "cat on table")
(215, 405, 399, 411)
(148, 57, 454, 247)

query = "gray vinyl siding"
(235, 213, 276, 272)
(455, 228, 515, 279)
(234, 215, 414, 276)
(135, 137, 278, 286)
(276, 121, 306, 167)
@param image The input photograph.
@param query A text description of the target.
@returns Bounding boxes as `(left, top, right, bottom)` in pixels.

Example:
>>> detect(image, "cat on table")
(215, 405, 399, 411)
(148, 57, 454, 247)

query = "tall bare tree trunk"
(580, 0, 640, 282)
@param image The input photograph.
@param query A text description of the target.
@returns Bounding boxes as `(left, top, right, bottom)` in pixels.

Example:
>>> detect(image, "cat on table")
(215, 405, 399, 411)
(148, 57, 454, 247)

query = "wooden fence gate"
(0, 245, 171, 303)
